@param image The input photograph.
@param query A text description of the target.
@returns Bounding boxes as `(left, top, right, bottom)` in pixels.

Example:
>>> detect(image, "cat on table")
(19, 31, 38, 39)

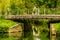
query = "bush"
(0, 27, 8, 32)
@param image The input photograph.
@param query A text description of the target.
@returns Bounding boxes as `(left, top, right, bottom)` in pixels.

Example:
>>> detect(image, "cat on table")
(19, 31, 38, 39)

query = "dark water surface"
(0, 32, 59, 40)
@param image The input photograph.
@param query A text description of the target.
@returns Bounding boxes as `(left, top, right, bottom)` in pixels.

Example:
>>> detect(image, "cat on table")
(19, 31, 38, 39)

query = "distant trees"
(0, 0, 59, 15)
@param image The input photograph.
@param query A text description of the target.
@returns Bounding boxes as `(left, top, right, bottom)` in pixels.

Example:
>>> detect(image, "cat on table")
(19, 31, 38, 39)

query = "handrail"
(0, 8, 60, 16)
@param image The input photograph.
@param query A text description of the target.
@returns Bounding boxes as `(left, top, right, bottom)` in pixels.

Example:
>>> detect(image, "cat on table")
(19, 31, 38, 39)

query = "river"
(0, 32, 59, 40)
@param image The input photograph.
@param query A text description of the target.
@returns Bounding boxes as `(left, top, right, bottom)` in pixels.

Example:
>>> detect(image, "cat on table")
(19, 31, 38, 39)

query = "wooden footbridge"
(0, 8, 60, 36)
(0, 8, 60, 19)
(4, 14, 60, 19)
(2, 14, 59, 36)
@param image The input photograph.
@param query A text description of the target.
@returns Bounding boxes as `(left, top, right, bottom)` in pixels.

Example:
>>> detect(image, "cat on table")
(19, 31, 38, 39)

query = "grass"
(54, 23, 60, 31)
(0, 37, 16, 40)
(0, 19, 18, 28)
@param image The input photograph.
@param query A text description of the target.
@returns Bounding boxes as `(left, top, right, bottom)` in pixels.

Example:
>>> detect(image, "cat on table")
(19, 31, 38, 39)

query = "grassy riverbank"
(0, 19, 18, 32)
(0, 19, 17, 27)
(0, 19, 60, 34)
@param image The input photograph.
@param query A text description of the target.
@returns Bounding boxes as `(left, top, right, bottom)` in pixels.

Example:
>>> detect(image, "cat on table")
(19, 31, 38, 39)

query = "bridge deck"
(4, 14, 60, 19)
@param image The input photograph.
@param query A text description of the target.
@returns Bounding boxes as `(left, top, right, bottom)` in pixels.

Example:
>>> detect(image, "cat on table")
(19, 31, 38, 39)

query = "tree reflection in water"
(0, 32, 60, 40)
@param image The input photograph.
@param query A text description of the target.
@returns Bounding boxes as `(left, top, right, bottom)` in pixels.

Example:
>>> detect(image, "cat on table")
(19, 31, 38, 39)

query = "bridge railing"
(45, 8, 60, 15)
(0, 8, 60, 16)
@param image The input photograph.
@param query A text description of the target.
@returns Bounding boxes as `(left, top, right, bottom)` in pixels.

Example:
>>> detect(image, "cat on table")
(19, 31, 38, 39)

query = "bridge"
(0, 8, 60, 36)
(0, 8, 60, 19)
(4, 15, 60, 19)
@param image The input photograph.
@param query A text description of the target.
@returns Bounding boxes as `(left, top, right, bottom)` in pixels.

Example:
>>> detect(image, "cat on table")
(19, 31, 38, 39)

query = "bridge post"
(0, 10, 2, 18)
(4, 10, 7, 16)
(16, 8, 20, 15)
(26, 9, 30, 14)
(44, 8, 46, 15)
(0, 10, 2, 15)
(51, 8, 56, 14)
(8, 8, 12, 15)
(33, 6, 40, 15)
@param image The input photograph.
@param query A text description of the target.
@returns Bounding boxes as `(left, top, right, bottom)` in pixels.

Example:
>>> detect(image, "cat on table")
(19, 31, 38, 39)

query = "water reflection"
(24, 31, 33, 40)
(0, 32, 60, 40)
(50, 35, 56, 40)
(34, 36, 41, 40)
(50, 35, 60, 40)
(24, 31, 49, 40)
(9, 32, 23, 40)
(0, 32, 23, 40)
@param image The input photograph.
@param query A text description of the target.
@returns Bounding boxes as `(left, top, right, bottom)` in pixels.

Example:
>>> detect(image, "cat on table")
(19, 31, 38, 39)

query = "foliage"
(0, 0, 60, 39)
(54, 23, 60, 31)
(1, 37, 16, 40)
(0, 19, 18, 32)
(0, 27, 8, 32)
(0, 19, 17, 27)
(0, 0, 59, 15)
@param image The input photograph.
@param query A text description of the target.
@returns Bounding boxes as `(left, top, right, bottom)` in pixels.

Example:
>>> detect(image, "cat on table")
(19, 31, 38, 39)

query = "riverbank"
(0, 19, 23, 32)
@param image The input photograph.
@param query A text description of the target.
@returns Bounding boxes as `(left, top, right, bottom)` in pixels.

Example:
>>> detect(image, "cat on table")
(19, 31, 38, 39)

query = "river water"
(0, 32, 60, 40)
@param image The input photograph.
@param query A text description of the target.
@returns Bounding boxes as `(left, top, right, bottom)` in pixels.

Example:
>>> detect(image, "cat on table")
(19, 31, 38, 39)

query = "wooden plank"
(3, 14, 60, 19)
